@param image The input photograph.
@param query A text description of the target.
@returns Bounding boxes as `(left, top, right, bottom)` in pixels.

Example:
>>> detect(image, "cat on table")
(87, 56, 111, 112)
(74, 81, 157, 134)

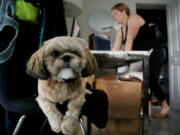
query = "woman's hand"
(111, 46, 119, 51)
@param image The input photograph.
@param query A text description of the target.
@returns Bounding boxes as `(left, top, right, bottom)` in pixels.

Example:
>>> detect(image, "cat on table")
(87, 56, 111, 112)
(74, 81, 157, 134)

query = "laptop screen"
(93, 35, 111, 50)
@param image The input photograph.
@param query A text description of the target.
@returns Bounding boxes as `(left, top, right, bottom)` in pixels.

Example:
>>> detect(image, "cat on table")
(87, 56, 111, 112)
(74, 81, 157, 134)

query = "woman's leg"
(149, 48, 169, 118)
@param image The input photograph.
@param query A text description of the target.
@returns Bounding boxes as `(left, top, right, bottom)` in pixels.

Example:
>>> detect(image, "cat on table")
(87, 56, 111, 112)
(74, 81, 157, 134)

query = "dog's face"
(26, 36, 98, 82)
(43, 37, 87, 82)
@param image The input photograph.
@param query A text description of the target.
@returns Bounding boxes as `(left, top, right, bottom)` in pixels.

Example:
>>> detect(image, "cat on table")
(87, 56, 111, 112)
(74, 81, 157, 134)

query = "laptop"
(93, 35, 111, 50)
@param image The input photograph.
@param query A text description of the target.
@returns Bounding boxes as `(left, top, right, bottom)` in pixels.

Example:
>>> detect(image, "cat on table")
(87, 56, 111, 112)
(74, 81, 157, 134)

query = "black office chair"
(11, 83, 108, 135)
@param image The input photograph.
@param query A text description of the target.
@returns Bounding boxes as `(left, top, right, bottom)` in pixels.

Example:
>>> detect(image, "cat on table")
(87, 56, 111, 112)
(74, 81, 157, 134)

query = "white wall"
(65, 0, 168, 42)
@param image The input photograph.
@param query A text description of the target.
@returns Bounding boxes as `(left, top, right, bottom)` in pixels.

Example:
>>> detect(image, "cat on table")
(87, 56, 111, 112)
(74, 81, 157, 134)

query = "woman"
(111, 2, 170, 118)
(111, 2, 145, 51)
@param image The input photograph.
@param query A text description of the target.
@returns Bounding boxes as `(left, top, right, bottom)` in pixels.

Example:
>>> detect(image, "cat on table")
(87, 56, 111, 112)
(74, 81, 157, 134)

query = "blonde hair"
(111, 3, 130, 16)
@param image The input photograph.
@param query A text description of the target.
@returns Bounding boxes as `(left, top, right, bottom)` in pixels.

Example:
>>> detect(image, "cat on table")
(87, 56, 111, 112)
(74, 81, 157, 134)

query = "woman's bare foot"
(153, 99, 170, 118)
(151, 98, 159, 104)
(153, 106, 170, 118)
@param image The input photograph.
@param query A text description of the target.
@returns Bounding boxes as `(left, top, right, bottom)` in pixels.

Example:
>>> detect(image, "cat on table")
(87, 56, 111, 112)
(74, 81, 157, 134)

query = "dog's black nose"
(63, 78, 75, 83)
(62, 55, 71, 62)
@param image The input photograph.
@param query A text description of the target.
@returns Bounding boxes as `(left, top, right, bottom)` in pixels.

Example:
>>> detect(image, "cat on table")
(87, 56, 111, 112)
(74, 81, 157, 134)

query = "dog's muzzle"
(58, 68, 76, 83)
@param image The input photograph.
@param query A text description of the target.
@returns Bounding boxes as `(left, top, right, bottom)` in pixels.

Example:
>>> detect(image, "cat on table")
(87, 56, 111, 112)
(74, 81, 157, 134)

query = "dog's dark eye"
(51, 50, 60, 58)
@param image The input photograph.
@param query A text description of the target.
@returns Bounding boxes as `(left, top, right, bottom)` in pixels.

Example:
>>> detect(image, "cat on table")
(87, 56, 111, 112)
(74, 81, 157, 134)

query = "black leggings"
(149, 48, 167, 102)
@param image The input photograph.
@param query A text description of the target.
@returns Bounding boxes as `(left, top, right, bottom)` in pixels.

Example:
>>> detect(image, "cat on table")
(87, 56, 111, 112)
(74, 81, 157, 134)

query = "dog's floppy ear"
(81, 45, 99, 77)
(26, 45, 49, 80)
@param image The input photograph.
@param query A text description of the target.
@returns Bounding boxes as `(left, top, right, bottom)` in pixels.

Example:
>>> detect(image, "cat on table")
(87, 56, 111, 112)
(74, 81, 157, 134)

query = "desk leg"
(142, 56, 149, 135)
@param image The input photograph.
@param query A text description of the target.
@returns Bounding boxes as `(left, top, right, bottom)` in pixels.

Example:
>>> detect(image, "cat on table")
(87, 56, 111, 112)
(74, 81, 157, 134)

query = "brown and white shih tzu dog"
(26, 36, 98, 135)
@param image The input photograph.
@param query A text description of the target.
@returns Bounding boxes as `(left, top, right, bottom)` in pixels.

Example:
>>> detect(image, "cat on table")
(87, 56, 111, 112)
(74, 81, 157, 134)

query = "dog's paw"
(49, 115, 63, 133)
(85, 89, 92, 95)
(61, 116, 78, 135)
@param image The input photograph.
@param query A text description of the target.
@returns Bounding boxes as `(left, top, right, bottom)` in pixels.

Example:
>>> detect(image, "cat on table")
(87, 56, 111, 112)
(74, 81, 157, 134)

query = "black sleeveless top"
(122, 22, 158, 51)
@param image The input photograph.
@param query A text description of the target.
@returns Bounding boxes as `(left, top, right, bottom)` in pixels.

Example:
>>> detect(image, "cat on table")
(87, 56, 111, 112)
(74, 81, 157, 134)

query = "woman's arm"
(111, 28, 123, 51)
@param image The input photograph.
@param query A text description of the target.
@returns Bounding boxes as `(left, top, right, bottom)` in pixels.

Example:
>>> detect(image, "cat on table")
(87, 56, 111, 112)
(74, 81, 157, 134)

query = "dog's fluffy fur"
(26, 36, 98, 134)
